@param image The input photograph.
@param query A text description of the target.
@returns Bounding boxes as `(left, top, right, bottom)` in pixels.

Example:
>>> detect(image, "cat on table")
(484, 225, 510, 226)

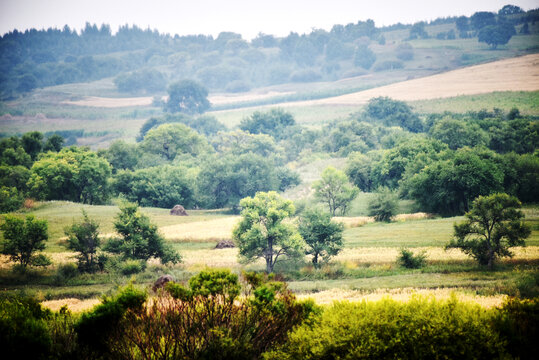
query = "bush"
(0, 295, 52, 360)
(57, 263, 79, 279)
(119, 259, 146, 275)
(266, 296, 508, 359)
(367, 187, 399, 222)
(0, 186, 24, 212)
(397, 248, 427, 268)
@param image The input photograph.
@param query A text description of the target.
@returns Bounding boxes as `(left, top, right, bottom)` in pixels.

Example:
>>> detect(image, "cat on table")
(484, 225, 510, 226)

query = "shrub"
(119, 259, 146, 275)
(56, 263, 79, 280)
(0, 295, 52, 360)
(397, 248, 427, 268)
(266, 296, 508, 359)
(367, 187, 399, 222)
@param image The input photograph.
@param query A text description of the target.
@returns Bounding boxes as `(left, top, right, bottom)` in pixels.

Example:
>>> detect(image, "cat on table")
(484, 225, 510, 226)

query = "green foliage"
(345, 152, 374, 192)
(64, 210, 101, 273)
(429, 116, 489, 150)
(298, 209, 344, 267)
(21, 131, 43, 161)
(0, 136, 32, 167)
(0, 295, 52, 360)
(43, 134, 64, 152)
(266, 296, 508, 359)
(313, 167, 359, 216)
(239, 108, 296, 140)
(28, 147, 112, 204)
(0, 215, 50, 268)
(140, 122, 212, 161)
(197, 154, 294, 209)
(478, 24, 515, 49)
(404, 147, 505, 216)
(164, 79, 210, 114)
(104, 202, 181, 265)
(112, 165, 196, 208)
(365, 97, 422, 132)
(76, 284, 147, 357)
(368, 187, 399, 222)
(395, 43, 414, 61)
(409, 21, 429, 39)
(233, 191, 305, 273)
(493, 297, 538, 359)
(98, 140, 139, 172)
(500, 152, 539, 203)
(397, 248, 427, 268)
(119, 259, 146, 275)
(0, 186, 24, 212)
(446, 193, 531, 269)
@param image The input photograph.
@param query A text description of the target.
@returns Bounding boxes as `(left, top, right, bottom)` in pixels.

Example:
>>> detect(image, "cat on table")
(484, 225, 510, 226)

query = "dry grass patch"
(333, 216, 374, 228)
(160, 217, 240, 241)
(296, 287, 508, 308)
(392, 212, 433, 222)
(41, 298, 101, 312)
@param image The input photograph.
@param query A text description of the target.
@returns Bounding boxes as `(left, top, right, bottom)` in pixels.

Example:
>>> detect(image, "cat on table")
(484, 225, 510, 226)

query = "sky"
(1, 0, 538, 39)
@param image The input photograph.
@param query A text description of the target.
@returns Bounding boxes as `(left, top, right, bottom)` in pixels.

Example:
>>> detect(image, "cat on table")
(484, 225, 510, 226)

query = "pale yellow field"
(160, 216, 241, 241)
(296, 288, 508, 308)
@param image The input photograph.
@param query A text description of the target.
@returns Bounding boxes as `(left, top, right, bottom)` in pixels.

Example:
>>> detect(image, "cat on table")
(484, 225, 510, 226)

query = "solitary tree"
(233, 191, 304, 273)
(478, 24, 515, 49)
(104, 202, 181, 265)
(446, 193, 531, 269)
(298, 209, 344, 267)
(164, 80, 210, 114)
(368, 187, 399, 222)
(64, 211, 101, 272)
(0, 215, 50, 268)
(313, 167, 359, 216)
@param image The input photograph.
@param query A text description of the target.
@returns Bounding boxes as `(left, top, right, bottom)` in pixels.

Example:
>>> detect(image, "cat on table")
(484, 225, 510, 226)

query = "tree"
(404, 147, 504, 216)
(313, 167, 359, 216)
(98, 140, 139, 173)
(353, 45, 376, 69)
(429, 117, 489, 150)
(43, 134, 64, 152)
(140, 123, 212, 161)
(365, 97, 422, 132)
(104, 202, 181, 265)
(470, 12, 497, 31)
(478, 24, 515, 49)
(0, 215, 50, 268)
(298, 209, 344, 267)
(233, 191, 304, 273)
(368, 187, 399, 222)
(64, 211, 101, 272)
(164, 79, 210, 114)
(446, 193, 531, 269)
(21, 131, 43, 161)
(346, 152, 374, 192)
(409, 22, 428, 39)
(498, 5, 524, 16)
(28, 147, 112, 204)
(239, 108, 296, 140)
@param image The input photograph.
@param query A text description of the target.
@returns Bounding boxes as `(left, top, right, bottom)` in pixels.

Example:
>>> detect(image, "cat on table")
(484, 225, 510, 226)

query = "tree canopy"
(313, 167, 359, 216)
(446, 193, 531, 269)
(164, 80, 210, 114)
(233, 191, 304, 273)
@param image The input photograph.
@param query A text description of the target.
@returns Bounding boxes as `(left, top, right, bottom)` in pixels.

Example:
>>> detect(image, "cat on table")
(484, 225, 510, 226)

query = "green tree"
(345, 152, 374, 192)
(239, 108, 296, 140)
(43, 134, 64, 152)
(140, 123, 212, 161)
(164, 79, 210, 114)
(404, 147, 504, 216)
(0, 215, 50, 268)
(64, 211, 101, 272)
(368, 187, 399, 222)
(365, 97, 422, 132)
(298, 209, 344, 267)
(478, 24, 515, 49)
(104, 202, 180, 265)
(0, 186, 24, 213)
(313, 167, 359, 216)
(21, 132, 43, 161)
(98, 140, 139, 172)
(429, 117, 489, 150)
(446, 193, 531, 269)
(28, 147, 111, 204)
(470, 12, 497, 31)
(233, 191, 304, 273)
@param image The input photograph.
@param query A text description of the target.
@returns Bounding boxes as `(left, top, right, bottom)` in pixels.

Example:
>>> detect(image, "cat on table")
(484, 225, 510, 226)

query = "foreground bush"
(76, 270, 317, 359)
(265, 296, 514, 359)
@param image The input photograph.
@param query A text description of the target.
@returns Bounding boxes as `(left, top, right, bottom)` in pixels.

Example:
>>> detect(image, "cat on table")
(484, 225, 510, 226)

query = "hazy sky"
(1, 0, 538, 39)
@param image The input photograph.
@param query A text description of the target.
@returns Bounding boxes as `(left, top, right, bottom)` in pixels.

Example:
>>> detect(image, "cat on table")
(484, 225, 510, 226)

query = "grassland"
(1, 201, 537, 311)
